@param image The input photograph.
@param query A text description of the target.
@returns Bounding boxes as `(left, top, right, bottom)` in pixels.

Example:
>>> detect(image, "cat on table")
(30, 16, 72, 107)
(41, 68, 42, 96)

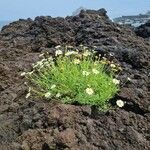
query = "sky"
(0, 0, 149, 21)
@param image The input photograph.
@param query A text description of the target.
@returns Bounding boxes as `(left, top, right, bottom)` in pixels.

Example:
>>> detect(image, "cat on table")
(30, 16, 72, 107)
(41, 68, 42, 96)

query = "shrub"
(23, 46, 121, 111)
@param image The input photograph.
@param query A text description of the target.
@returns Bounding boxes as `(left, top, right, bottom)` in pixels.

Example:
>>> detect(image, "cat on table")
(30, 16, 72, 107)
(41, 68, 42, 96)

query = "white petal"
(116, 100, 124, 107)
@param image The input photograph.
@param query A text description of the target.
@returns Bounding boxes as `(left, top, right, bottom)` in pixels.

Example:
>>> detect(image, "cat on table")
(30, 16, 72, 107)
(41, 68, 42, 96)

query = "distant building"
(113, 11, 150, 27)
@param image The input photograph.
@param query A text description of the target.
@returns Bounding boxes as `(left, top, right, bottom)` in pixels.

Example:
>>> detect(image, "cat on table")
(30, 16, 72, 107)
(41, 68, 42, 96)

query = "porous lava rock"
(0, 9, 150, 150)
(135, 20, 150, 38)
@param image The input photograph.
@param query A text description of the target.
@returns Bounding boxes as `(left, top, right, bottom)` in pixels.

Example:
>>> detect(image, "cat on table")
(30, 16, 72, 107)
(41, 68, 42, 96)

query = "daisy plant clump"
(23, 45, 121, 111)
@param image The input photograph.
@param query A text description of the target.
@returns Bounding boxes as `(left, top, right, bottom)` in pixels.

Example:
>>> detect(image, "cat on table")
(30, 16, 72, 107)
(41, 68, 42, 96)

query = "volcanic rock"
(135, 20, 150, 38)
(0, 9, 150, 150)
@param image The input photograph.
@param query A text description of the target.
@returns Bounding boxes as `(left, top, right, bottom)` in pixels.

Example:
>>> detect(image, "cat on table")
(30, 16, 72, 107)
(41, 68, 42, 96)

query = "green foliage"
(23, 46, 120, 111)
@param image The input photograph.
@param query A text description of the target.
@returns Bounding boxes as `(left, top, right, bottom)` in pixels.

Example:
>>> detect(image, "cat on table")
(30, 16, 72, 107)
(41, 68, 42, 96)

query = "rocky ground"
(0, 9, 150, 150)
(135, 20, 150, 39)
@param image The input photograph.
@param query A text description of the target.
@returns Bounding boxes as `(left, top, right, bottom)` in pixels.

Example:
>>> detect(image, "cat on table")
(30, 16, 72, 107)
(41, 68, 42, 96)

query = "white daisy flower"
(56, 93, 61, 98)
(92, 68, 99, 74)
(48, 56, 53, 61)
(83, 51, 91, 57)
(45, 92, 51, 98)
(93, 46, 97, 48)
(116, 100, 124, 107)
(67, 45, 73, 48)
(83, 46, 88, 50)
(35, 61, 43, 67)
(109, 53, 114, 56)
(65, 51, 78, 56)
(39, 53, 45, 58)
(82, 71, 90, 76)
(127, 77, 132, 81)
(21, 72, 26, 76)
(74, 59, 80, 64)
(51, 84, 56, 89)
(26, 93, 31, 99)
(28, 87, 31, 92)
(112, 79, 120, 85)
(85, 88, 94, 95)
(55, 50, 63, 56)
(99, 54, 101, 57)
(24, 82, 27, 85)
(55, 45, 61, 49)
(110, 64, 116, 68)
